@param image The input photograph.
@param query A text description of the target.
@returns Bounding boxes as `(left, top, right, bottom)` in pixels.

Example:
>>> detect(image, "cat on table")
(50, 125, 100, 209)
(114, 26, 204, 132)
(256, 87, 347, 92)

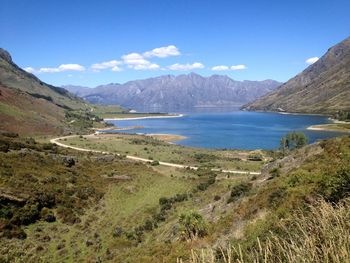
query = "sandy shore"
(146, 133, 187, 142)
(93, 126, 143, 132)
(307, 124, 350, 133)
(104, 114, 184, 121)
(90, 132, 187, 143)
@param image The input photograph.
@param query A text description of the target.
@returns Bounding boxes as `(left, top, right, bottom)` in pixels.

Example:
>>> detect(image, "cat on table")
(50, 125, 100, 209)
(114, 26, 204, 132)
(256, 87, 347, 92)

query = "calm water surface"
(106, 111, 344, 150)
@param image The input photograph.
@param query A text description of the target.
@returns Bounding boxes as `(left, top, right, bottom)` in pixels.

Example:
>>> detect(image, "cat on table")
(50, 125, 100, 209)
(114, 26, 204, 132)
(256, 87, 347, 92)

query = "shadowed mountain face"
(243, 36, 350, 114)
(63, 74, 281, 111)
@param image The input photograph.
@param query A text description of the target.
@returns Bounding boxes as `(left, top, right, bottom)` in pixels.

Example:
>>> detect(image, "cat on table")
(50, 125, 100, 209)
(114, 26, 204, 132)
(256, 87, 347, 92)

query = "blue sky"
(1, 0, 349, 87)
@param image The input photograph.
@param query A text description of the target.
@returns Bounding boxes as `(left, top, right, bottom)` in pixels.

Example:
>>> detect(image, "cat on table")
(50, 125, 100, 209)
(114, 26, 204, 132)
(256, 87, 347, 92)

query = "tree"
(179, 210, 208, 241)
(280, 131, 308, 152)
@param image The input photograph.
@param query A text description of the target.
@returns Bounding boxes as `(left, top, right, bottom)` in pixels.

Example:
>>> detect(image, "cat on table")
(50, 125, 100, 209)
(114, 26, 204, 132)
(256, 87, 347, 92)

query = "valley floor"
(50, 133, 262, 175)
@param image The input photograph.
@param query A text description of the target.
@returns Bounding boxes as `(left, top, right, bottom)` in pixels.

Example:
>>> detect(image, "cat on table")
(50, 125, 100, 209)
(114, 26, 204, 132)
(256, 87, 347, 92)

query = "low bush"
(227, 182, 252, 203)
(179, 210, 208, 241)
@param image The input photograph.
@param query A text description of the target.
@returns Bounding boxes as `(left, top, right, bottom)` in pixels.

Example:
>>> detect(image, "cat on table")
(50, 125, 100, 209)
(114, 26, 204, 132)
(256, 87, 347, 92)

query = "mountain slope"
(0, 48, 88, 110)
(64, 74, 281, 111)
(0, 48, 98, 135)
(243, 36, 350, 114)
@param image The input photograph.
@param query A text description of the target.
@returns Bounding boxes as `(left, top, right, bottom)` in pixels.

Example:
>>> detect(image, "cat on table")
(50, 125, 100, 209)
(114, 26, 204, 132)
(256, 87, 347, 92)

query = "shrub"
(227, 182, 252, 203)
(62, 156, 75, 167)
(268, 188, 286, 208)
(151, 160, 159, 166)
(248, 153, 263, 161)
(269, 167, 281, 178)
(113, 226, 123, 237)
(0, 141, 9, 152)
(214, 195, 221, 201)
(321, 167, 350, 203)
(179, 211, 208, 240)
(0, 131, 18, 138)
(159, 197, 170, 206)
(196, 175, 216, 192)
(143, 219, 154, 231)
(280, 131, 308, 152)
(13, 204, 40, 225)
(40, 208, 56, 222)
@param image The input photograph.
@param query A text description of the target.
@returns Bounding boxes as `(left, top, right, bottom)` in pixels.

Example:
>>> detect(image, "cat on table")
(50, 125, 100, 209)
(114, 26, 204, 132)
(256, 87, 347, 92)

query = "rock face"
(64, 74, 281, 111)
(243, 36, 350, 114)
(0, 48, 12, 63)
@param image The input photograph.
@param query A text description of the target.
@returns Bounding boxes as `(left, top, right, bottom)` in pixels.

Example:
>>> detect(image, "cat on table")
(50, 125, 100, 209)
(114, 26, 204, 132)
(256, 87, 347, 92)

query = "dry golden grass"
(182, 198, 350, 263)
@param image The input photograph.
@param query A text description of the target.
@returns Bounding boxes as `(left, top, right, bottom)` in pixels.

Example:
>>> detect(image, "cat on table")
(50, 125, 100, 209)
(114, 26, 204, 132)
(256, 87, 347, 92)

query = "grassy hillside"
(243, 36, 350, 114)
(1, 130, 349, 262)
(0, 48, 131, 136)
(0, 48, 88, 110)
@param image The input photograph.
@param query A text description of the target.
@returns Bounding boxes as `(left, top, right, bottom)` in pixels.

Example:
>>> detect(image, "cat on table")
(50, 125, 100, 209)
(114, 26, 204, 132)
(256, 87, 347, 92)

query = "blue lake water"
(106, 111, 344, 150)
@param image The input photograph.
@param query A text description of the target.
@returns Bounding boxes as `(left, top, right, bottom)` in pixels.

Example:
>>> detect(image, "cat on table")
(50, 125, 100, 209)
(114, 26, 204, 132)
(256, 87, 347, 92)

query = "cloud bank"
(24, 64, 85, 74)
(24, 45, 248, 74)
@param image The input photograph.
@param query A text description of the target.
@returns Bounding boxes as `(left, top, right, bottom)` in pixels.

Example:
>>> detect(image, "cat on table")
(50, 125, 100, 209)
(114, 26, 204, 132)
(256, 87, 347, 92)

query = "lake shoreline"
(104, 113, 184, 121)
(101, 111, 344, 150)
(307, 123, 350, 133)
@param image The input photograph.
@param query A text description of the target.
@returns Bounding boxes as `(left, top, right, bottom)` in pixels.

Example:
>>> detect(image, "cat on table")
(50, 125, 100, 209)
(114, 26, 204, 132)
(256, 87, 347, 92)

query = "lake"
(106, 111, 344, 150)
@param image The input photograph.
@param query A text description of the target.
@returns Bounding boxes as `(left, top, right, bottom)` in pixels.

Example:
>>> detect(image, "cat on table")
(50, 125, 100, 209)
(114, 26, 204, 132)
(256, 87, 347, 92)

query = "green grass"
(0, 101, 26, 118)
(64, 134, 265, 171)
(33, 165, 194, 262)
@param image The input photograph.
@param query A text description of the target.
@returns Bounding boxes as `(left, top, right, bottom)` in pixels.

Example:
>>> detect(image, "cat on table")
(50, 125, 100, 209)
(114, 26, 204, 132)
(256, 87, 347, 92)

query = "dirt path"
(50, 135, 261, 175)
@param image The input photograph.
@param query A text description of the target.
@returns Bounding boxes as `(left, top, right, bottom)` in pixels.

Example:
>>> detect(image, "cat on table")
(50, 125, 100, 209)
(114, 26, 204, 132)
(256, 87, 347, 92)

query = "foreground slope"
(1, 130, 349, 262)
(64, 74, 281, 111)
(243, 36, 350, 114)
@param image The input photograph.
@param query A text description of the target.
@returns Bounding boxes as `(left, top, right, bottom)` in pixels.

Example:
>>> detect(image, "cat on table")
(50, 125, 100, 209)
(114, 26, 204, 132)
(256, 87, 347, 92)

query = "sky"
(1, 0, 350, 87)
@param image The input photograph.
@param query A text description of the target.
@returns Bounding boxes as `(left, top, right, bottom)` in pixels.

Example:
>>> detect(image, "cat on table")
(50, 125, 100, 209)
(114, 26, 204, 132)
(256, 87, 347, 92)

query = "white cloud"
(57, 64, 85, 71)
(34, 64, 85, 73)
(168, 62, 204, 71)
(122, 53, 150, 66)
(91, 60, 122, 71)
(305, 57, 319, 65)
(143, 45, 180, 58)
(38, 67, 60, 73)
(24, 67, 36, 73)
(121, 52, 159, 70)
(133, 63, 160, 70)
(111, 66, 123, 72)
(211, 64, 247, 71)
(211, 65, 229, 71)
(231, 64, 246, 70)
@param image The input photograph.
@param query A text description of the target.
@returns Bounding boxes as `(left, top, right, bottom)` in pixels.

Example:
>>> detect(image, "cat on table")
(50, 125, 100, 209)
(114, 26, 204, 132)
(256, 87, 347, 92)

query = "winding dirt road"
(50, 135, 261, 175)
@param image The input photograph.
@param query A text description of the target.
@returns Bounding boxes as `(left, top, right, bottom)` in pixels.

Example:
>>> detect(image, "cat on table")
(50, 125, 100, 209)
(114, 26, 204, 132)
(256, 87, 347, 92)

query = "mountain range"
(64, 75, 281, 111)
(243, 36, 350, 114)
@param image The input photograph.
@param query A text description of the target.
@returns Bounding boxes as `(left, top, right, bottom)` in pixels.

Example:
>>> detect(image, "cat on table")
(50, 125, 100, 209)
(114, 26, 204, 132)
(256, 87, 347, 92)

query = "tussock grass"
(184, 198, 350, 263)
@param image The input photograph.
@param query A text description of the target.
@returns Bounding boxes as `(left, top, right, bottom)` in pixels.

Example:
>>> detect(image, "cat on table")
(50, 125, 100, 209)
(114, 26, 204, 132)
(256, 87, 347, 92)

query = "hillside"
(0, 48, 120, 135)
(0, 131, 349, 262)
(0, 48, 88, 110)
(64, 74, 281, 111)
(242, 36, 350, 114)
